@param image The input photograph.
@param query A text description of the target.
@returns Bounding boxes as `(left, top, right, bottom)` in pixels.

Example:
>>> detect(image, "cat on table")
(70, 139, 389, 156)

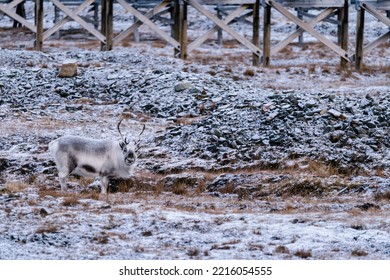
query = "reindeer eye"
(120, 142, 127, 153)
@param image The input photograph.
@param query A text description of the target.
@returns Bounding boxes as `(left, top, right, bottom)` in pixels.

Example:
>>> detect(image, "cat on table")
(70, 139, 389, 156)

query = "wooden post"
(172, 0, 181, 56)
(263, 2, 271, 66)
(93, 2, 99, 29)
(339, 0, 348, 69)
(180, 0, 188, 59)
(355, 5, 365, 71)
(297, 8, 304, 46)
(106, 0, 113, 50)
(35, 0, 43, 51)
(217, 4, 223, 46)
(101, 0, 107, 51)
(133, 15, 140, 42)
(252, 0, 260, 66)
(14, 2, 26, 28)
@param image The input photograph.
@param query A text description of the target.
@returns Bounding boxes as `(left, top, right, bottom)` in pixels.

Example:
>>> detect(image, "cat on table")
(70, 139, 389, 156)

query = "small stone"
(174, 82, 193, 92)
(107, 74, 118, 80)
(266, 111, 279, 121)
(39, 208, 50, 217)
(328, 109, 342, 118)
(58, 60, 78, 78)
(330, 130, 345, 143)
(305, 99, 317, 108)
(262, 102, 275, 113)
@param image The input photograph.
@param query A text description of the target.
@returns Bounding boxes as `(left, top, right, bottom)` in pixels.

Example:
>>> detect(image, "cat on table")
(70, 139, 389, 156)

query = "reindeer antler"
(135, 124, 146, 153)
(117, 118, 129, 144)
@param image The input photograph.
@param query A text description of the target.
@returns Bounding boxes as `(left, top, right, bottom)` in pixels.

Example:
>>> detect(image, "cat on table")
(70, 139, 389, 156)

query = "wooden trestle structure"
(0, 0, 389, 69)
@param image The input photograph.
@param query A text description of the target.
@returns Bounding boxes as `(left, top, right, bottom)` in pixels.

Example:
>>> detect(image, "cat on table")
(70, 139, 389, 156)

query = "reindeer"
(49, 120, 145, 194)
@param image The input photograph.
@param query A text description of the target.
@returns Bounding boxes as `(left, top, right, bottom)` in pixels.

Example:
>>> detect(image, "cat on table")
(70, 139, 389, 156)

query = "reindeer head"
(117, 119, 145, 166)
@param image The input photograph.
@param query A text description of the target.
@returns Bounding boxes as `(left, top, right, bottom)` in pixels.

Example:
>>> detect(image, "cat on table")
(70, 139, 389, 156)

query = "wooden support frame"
(355, 1, 390, 70)
(43, 0, 102, 40)
(0, 0, 36, 32)
(38, 0, 107, 49)
(113, 0, 181, 51)
(263, 0, 350, 67)
(182, 0, 261, 65)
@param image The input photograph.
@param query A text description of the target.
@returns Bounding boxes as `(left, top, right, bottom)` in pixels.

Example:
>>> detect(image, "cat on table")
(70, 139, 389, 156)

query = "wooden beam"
(180, 0, 188, 59)
(0, 0, 24, 10)
(172, 0, 181, 56)
(106, 0, 113, 50)
(186, 0, 261, 56)
(0, 0, 36, 33)
(195, 0, 257, 4)
(267, 0, 350, 62)
(271, 7, 335, 55)
(362, 2, 390, 27)
(101, 0, 107, 50)
(51, 0, 106, 43)
(339, 0, 348, 69)
(354, 2, 390, 70)
(187, 4, 249, 53)
(35, 0, 43, 51)
(362, 31, 390, 54)
(116, 0, 180, 50)
(263, 2, 271, 66)
(253, 0, 260, 66)
(355, 6, 364, 70)
(271, 0, 345, 8)
(113, 1, 170, 46)
(43, 0, 95, 40)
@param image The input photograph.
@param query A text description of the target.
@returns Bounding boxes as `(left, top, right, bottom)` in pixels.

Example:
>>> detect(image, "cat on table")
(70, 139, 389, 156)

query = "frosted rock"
(58, 60, 77, 78)
(174, 82, 193, 92)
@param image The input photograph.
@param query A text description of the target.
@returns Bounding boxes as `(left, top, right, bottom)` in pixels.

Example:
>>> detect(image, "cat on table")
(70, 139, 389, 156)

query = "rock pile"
(0, 49, 389, 178)
(157, 87, 389, 174)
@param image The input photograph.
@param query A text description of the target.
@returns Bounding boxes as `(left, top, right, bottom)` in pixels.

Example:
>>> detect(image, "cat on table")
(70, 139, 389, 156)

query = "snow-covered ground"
(0, 3, 389, 260)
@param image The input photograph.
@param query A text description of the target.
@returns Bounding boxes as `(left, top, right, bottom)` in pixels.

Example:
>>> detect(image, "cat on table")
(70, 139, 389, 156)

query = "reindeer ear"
(119, 141, 127, 153)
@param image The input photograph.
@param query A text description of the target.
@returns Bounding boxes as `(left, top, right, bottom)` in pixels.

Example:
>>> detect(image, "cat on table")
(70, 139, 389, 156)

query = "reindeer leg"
(100, 176, 109, 194)
(56, 155, 76, 192)
(58, 170, 69, 192)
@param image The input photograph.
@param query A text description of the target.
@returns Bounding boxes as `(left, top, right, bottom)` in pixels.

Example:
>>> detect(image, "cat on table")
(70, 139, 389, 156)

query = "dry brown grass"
(3, 181, 29, 193)
(351, 222, 367, 231)
(243, 68, 255, 77)
(187, 248, 200, 257)
(61, 195, 80, 207)
(351, 249, 368, 257)
(276, 178, 325, 197)
(151, 41, 167, 48)
(294, 249, 312, 259)
(172, 183, 188, 195)
(274, 245, 290, 254)
(36, 225, 58, 234)
(93, 234, 109, 244)
(248, 243, 264, 251)
(374, 191, 390, 201)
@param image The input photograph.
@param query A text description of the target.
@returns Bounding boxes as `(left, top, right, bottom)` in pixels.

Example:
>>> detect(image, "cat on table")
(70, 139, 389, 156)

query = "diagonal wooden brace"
(272, 7, 335, 55)
(186, 0, 261, 56)
(362, 2, 390, 27)
(267, 0, 350, 62)
(51, 0, 106, 43)
(113, 0, 170, 46)
(116, 0, 180, 50)
(188, 4, 249, 53)
(43, 0, 96, 40)
(0, 0, 36, 32)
